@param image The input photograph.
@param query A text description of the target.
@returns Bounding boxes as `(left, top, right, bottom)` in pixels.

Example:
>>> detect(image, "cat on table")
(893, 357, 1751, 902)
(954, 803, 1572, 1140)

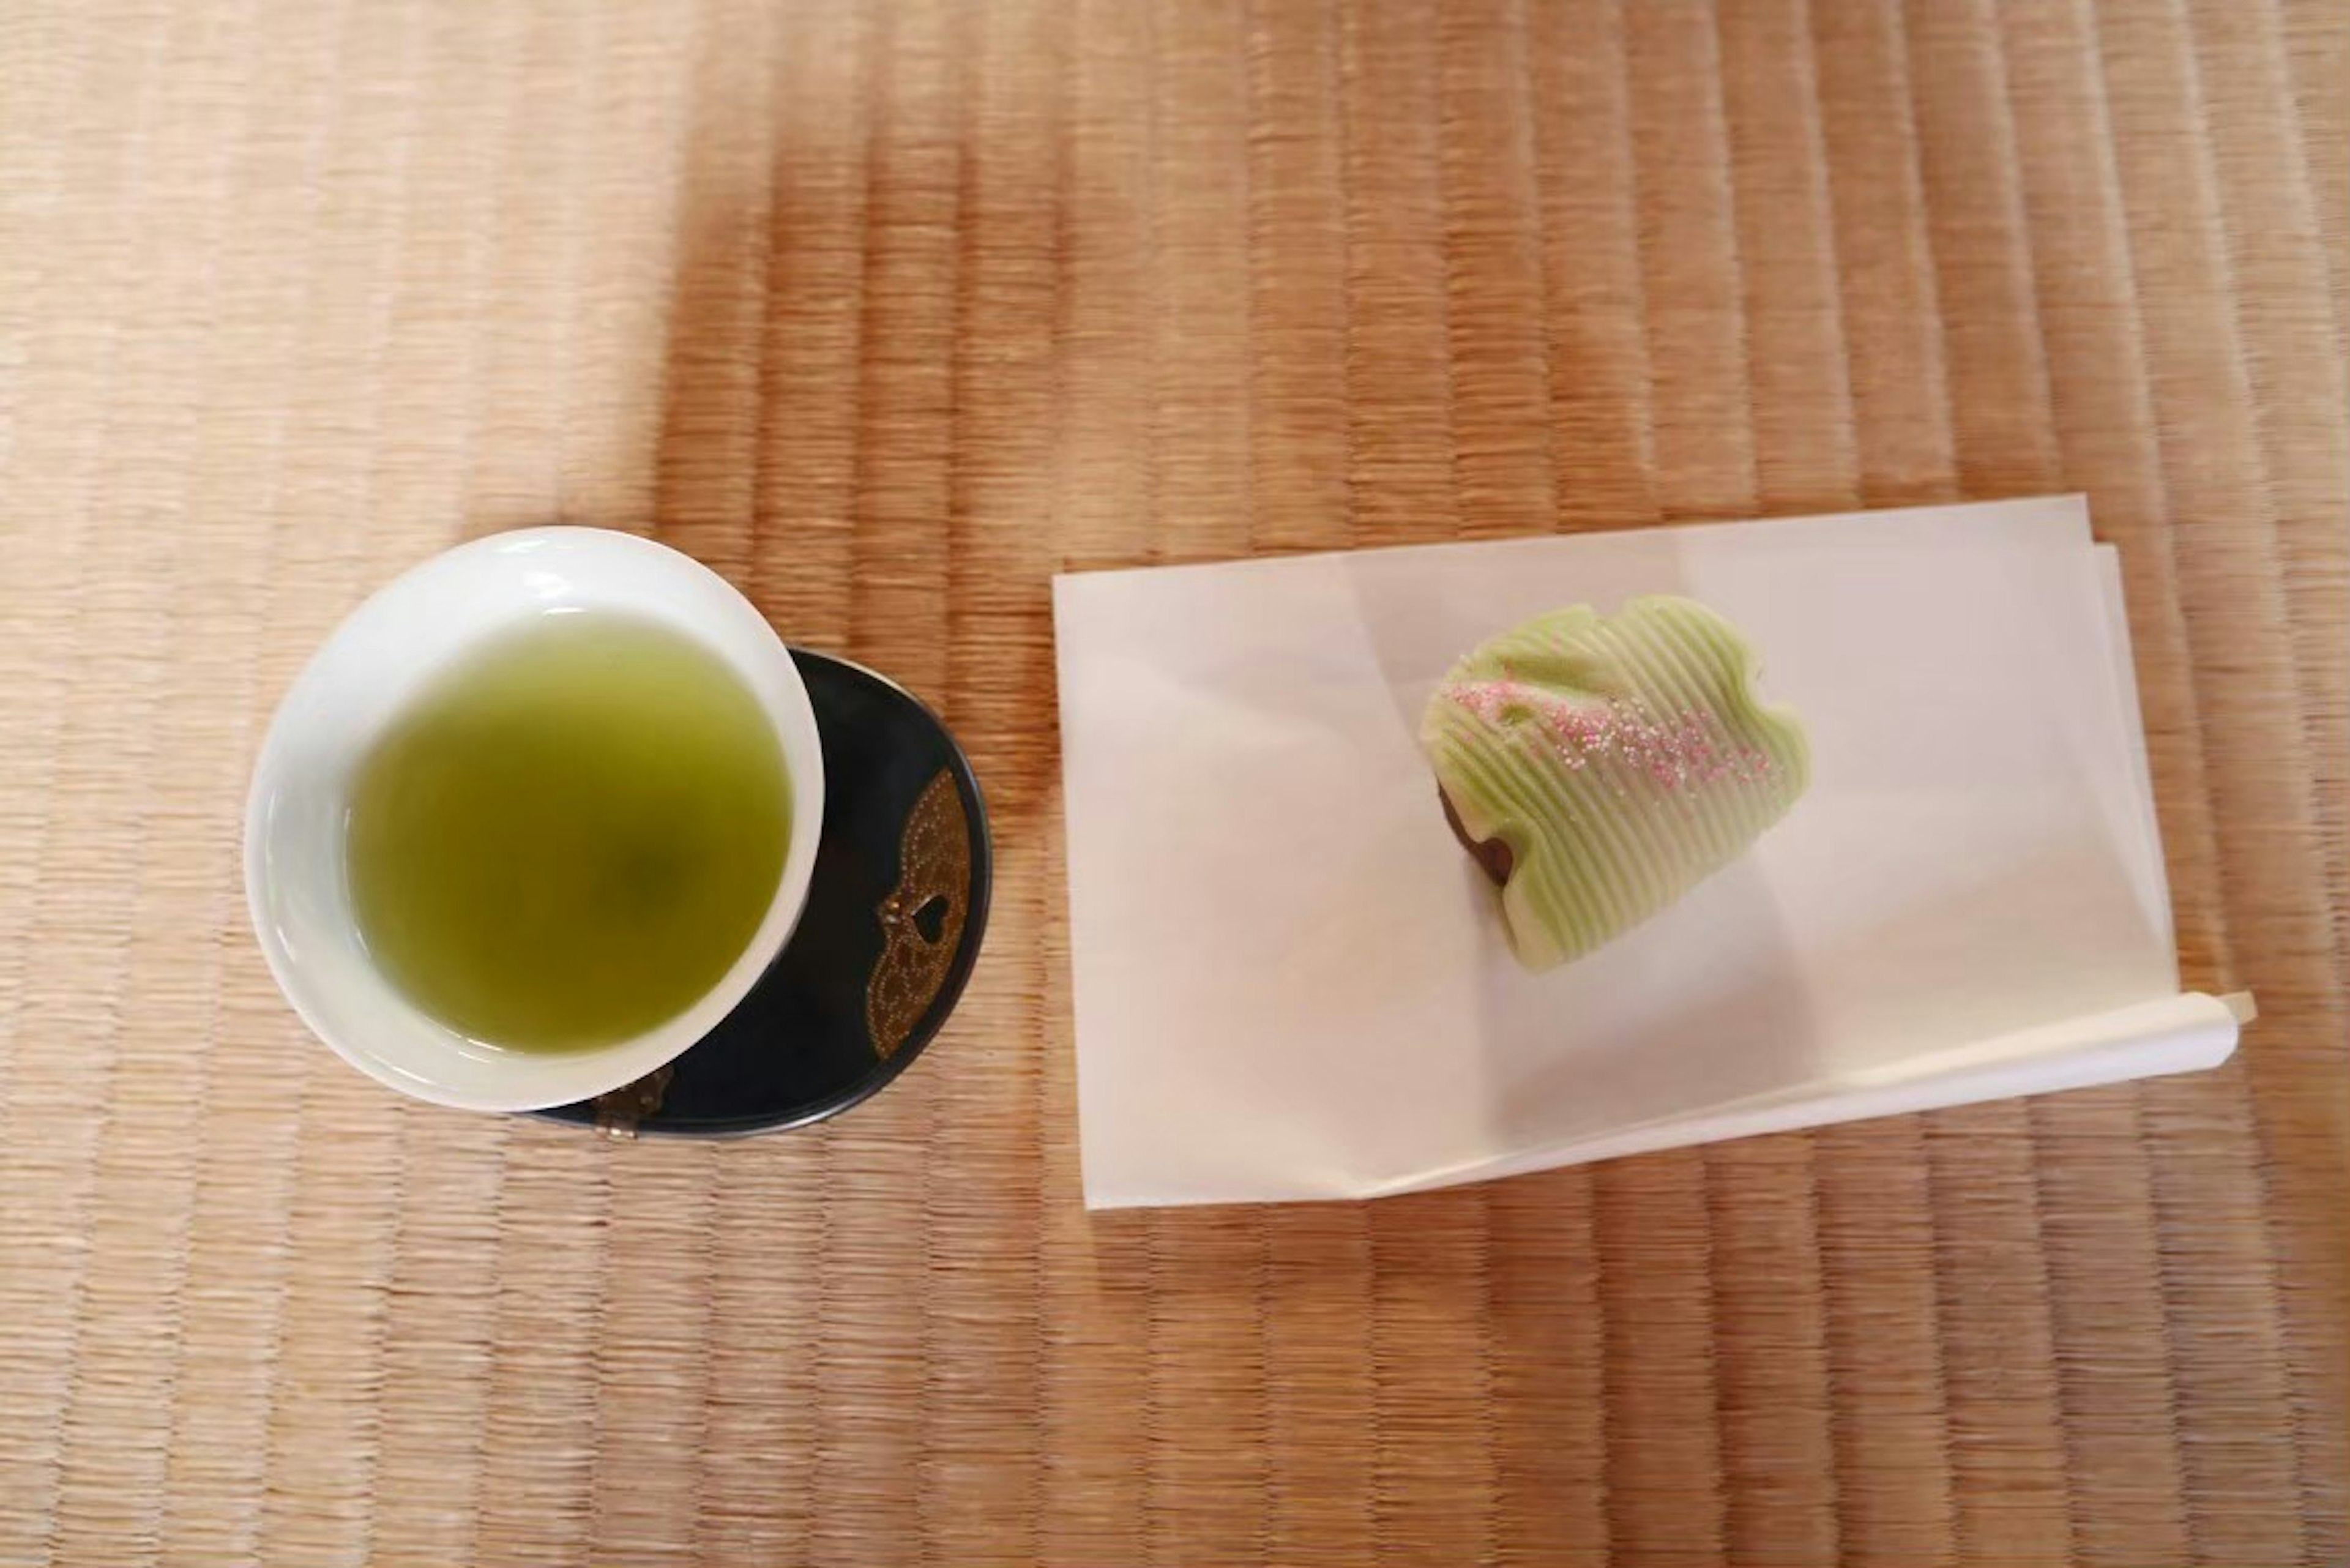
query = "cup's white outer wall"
(243, 528, 827, 1112)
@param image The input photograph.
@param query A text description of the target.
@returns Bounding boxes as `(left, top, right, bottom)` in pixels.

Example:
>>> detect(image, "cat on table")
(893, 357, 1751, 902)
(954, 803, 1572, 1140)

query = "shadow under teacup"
(244, 527, 827, 1113)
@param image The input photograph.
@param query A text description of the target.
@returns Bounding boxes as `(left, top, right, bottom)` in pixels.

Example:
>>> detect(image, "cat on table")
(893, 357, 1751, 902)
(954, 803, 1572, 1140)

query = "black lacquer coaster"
(532, 648, 989, 1138)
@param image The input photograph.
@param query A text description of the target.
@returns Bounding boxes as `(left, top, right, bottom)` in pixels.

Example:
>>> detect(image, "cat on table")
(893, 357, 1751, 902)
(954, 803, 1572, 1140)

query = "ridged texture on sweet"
(1420, 596, 1810, 971)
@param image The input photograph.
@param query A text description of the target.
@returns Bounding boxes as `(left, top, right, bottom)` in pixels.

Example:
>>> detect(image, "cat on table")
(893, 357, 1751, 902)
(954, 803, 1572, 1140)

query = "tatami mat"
(1, 1, 2342, 1562)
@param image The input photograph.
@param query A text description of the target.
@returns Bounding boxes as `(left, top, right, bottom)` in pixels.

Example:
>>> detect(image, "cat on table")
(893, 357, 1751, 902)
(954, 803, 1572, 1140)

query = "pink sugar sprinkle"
(1450, 682, 1774, 793)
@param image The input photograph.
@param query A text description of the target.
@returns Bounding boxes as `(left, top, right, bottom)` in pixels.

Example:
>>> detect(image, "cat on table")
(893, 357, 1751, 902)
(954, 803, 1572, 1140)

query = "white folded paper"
(1054, 497, 2244, 1209)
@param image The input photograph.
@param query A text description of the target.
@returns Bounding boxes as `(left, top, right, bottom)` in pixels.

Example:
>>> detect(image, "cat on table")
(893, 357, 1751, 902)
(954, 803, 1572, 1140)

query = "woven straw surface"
(2, 1, 2343, 1562)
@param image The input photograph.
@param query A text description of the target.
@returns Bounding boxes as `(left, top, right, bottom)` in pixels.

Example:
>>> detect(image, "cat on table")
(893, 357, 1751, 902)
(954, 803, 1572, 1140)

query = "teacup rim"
(243, 526, 827, 1112)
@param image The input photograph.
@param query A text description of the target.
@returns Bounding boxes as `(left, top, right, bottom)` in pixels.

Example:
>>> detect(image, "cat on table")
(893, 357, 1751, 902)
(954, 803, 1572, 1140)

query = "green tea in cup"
(346, 612, 792, 1053)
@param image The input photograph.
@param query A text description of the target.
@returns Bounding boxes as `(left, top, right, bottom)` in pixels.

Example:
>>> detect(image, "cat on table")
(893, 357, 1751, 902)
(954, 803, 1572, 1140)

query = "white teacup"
(244, 527, 826, 1112)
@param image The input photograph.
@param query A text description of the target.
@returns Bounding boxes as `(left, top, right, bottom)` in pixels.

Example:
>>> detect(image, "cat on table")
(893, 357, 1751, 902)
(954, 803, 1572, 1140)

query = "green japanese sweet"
(1420, 595, 1810, 971)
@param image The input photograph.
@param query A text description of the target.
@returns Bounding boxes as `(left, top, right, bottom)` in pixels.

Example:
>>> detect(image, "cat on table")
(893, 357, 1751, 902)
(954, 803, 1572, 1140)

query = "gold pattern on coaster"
(592, 1063, 674, 1140)
(867, 769, 969, 1060)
